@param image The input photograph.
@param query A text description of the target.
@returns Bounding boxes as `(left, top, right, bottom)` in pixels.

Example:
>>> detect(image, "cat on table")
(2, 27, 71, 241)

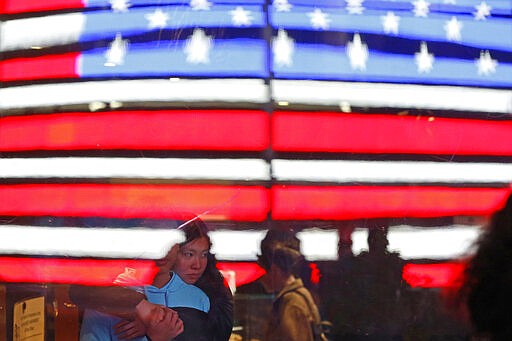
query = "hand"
(114, 317, 147, 340)
(135, 300, 183, 341)
(146, 307, 184, 341)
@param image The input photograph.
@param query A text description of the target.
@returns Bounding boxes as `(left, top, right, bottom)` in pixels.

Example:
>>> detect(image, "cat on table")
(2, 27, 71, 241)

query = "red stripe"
(217, 262, 265, 287)
(0, 258, 465, 288)
(0, 257, 157, 285)
(273, 111, 512, 156)
(0, 53, 79, 82)
(2, 184, 508, 221)
(0, 0, 85, 14)
(0, 184, 269, 222)
(272, 185, 510, 220)
(0, 110, 269, 151)
(402, 263, 465, 288)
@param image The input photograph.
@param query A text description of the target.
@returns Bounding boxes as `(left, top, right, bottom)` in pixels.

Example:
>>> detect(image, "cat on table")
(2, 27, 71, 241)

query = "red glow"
(0, 53, 79, 81)
(0, 257, 157, 285)
(273, 111, 512, 156)
(403, 263, 466, 288)
(217, 262, 266, 287)
(272, 185, 510, 220)
(0, 110, 269, 151)
(309, 263, 320, 285)
(0, 0, 85, 14)
(0, 184, 269, 222)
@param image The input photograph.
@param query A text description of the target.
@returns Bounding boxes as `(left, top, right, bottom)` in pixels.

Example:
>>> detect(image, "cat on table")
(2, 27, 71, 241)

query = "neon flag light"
(0, 257, 158, 286)
(0, 110, 269, 151)
(272, 186, 510, 220)
(1, 0, 512, 288)
(402, 263, 466, 288)
(0, 184, 269, 222)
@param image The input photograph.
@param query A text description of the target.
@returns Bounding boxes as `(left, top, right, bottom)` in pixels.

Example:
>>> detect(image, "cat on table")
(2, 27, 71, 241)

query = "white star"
(190, 0, 212, 11)
(184, 28, 213, 64)
(273, 0, 292, 12)
(346, 0, 365, 15)
(415, 42, 434, 73)
(444, 16, 463, 41)
(110, 0, 130, 12)
(308, 9, 331, 30)
(474, 2, 492, 20)
(230, 6, 253, 26)
(145, 9, 169, 29)
(273, 29, 294, 67)
(443, 0, 456, 4)
(412, 0, 430, 17)
(346, 33, 369, 71)
(476, 50, 497, 75)
(381, 12, 400, 35)
(105, 33, 128, 66)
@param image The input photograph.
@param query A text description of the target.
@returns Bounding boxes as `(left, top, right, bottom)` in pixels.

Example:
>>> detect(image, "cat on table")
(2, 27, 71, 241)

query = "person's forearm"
(69, 285, 145, 319)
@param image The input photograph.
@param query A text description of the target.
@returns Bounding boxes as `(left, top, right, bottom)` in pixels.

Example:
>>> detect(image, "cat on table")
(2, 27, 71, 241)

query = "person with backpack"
(260, 242, 327, 341)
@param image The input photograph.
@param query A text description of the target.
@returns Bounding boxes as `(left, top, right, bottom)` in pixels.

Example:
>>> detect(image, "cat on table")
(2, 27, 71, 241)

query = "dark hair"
(178, 215, 234, 341)
(461, 194, 512, 339)
(258, 229, 301, 271)
(259, 242, 304, 276)
(178, 215, 212, 248)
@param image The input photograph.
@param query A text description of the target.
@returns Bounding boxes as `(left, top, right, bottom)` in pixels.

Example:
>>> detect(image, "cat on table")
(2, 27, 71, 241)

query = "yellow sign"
(13, 296, 45, 341)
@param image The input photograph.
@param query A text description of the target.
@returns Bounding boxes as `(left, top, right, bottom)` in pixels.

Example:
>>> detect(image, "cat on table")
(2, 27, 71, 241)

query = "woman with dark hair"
(176, 216, 234, 341)
(461, 194, 512, 340)
(70, 215, 234, 341)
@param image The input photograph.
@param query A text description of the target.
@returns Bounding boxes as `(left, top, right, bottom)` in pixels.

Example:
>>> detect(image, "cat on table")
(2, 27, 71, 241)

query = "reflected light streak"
(0, 226, 184, 259)
(0, 257, 158, 286)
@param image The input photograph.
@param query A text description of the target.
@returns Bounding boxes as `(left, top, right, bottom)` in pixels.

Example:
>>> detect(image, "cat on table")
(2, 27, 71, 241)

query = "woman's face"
(173, 236, 209, 284)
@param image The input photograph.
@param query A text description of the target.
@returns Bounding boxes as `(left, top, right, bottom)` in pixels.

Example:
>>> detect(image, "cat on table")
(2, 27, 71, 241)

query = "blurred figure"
(319, 224, 406, 340)
(318, 225, 356, 340)
(461, 194, 512, 339)
(235, 229, 312, 341)
(261, 242, 325, 341)
(350, 225, 406, 340)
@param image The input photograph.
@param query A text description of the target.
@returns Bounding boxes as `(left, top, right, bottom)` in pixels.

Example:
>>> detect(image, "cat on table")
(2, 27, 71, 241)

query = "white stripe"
(0, 226, 184, 258)
(211, 226, 480, 260)
(273, 159, 512, 183)
(386, 225, 480, 260)
(272, 80, 512, 114)
(298, 229, 339, 261)
(0, 225, 480, 260)
(0, 158, 270, 181)
(210, 230, 267, 261)
(0, 14, 85, 51)
(350, 226, 481, 260)
(0, 79, 267, 110)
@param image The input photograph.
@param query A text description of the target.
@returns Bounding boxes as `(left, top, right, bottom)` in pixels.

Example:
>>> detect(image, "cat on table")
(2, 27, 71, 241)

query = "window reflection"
(1, 0, 512, 340)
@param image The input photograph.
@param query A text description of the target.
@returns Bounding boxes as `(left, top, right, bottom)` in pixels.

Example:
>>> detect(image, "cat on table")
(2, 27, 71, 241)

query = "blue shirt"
(80, 273, 210, 341)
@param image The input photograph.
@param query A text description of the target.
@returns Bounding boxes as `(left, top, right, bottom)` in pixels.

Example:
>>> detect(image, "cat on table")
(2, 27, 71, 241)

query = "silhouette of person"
(461, 194, 512, 339)
(319, 224, 406, 340)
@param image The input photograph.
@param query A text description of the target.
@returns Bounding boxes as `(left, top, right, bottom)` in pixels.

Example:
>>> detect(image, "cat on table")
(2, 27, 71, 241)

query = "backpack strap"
(285, 287, 327, 341)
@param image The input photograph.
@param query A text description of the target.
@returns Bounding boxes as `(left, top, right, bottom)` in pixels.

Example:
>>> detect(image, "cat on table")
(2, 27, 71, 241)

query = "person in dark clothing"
(70, 215, 233, 341)
(235, 229, 311, 341)
(460, 194, 512, 340)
